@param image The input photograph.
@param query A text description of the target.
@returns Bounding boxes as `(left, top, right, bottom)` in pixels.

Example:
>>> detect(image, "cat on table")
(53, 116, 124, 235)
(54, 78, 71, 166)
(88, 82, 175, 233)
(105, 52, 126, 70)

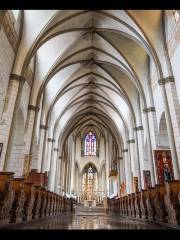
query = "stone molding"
(2, 11, 18, 52)
(28, 105, 40, 112)
(127, 139, 135, 144)
(143, 107, 156, 113)
(10, 74, 25, 82)
(158, 76, 175, 85)
(134, 126, 143, 131)
(122, 149, 128, 152)
(47, 138, 55, 143)
(40, 125, 48, 130)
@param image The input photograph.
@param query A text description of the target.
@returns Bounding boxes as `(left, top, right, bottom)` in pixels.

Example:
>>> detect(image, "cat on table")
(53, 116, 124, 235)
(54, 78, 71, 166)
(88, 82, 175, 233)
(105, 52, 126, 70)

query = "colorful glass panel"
(84, 132, 96, 156)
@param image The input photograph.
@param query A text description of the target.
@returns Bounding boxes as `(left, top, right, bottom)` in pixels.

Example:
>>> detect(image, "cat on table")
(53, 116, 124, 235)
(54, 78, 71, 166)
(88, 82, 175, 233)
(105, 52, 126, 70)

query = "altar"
(84, 200, 96, 207)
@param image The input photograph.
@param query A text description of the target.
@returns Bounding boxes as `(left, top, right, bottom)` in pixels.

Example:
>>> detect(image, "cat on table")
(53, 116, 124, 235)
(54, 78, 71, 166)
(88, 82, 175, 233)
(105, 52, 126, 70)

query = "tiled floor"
(3, 213, 170, 230)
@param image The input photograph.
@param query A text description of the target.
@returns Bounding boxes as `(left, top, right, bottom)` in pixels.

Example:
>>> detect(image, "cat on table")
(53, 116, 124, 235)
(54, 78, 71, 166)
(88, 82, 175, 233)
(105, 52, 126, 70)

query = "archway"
(158, 112, 170, 148)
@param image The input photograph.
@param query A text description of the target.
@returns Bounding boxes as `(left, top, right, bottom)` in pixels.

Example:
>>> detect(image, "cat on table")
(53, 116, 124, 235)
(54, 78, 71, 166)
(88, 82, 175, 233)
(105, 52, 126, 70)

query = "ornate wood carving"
(164, 181, 180, 225)
(32, 186, 42, 219)
(49, 192, 54, 216)
(10, 178, 25, 223)
(134, 192, 142, 218)
(130, 193, 136, 217)
(146, 187, 156, 220)
(45, 191, 51, 217)
(23, 183, 35, 221)
(140, 190, 148, 219)
(153, 185, 167, 222)
(0, 172, 15, 225)
(127, 194, 132, 217)
(39, 188, 47, 218)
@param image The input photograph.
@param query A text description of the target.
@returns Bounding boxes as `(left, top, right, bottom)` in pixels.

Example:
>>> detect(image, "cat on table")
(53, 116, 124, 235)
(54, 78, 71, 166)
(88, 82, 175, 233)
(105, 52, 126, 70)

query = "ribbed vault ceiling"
(14, 10, 164, 149)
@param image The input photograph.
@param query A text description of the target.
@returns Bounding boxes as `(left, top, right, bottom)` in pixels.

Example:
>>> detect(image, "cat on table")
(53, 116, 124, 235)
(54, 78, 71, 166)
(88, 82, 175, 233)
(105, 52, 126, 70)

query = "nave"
(1, 206, 168, 230)
(1, 10, 180, 230)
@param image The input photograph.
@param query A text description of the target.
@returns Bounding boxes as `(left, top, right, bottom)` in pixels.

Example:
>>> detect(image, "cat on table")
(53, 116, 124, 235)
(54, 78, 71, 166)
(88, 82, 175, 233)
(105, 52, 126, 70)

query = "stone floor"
(2, 213, 171, 230)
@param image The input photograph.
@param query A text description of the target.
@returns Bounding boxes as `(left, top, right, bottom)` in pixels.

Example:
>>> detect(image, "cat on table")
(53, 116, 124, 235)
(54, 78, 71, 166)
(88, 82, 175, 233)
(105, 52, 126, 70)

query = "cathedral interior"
(0, 10, 180, 230)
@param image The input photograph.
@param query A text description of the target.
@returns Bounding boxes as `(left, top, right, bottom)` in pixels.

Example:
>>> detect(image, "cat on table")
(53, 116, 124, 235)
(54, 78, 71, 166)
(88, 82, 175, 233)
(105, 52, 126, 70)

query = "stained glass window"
(84, 131, 96, 156)
(82, 164, 97, 200)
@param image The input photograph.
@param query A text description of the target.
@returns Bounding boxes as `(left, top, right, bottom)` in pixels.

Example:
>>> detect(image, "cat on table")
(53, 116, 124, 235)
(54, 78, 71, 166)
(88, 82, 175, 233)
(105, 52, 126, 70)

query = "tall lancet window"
(84, 132, 96, 156)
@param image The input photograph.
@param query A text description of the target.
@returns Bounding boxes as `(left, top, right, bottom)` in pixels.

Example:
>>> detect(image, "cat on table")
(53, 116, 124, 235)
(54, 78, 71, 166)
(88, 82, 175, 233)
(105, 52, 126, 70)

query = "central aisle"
(3, 206, 170, 230)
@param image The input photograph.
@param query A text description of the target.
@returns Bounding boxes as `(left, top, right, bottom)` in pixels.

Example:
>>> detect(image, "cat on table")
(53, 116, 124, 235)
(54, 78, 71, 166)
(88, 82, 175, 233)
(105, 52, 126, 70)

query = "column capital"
(122, 149, 128, 152)
(47, 138, 55, 142)
(127, 139, 135, 144)
(59, 156, 62, 159)
(143, 107, 156, 113)
(28, 104, 40, 112)
(133, 126, 143, 131)
(40, 124, 48, 130)
(158, 76, 175, 85)
(10, 74, 25, 82)
(164, 76, 175, 84)
(118, 157, 123, 160)
(54, 148, 59, 151)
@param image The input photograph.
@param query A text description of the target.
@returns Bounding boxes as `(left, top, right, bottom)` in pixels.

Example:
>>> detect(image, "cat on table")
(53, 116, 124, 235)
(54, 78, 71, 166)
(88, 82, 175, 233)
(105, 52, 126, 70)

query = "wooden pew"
(140, 190, 148, 219)
(125, 194, 132, 217)
(53, 194, 57, 216)
(129, 193, 136, 217)
(39, 187, 47, 218)
(121, 197, 125, 216)
(134, 191, 142, 218)
(153, 184, 167, 223)
(45, 191, 51, 217)
(49, 192, 54, 216)
(23, 182, 35, 221)
(146, 187, 156, 220)
(0, 172, 15, 225)
(32, 185, 42, 219)
(164, 180, 180, 225)
(11, 177, 25, 223)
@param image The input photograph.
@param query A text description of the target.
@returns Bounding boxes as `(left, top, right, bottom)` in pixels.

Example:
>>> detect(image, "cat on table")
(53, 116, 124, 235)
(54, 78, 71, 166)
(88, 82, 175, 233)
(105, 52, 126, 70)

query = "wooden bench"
(11, 177, 25, 223)
(164, 180, 180, 225)
(0, 172, 14, 225)
(23, 182, 35, 221)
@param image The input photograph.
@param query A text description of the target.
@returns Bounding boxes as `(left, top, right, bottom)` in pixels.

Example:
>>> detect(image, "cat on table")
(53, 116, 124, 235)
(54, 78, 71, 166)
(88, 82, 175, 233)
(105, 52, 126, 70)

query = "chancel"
(0, 10, 180, 230)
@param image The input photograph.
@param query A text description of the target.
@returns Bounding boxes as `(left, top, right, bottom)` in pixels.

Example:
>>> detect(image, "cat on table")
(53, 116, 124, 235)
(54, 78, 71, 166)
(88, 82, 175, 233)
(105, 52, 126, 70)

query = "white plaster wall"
(0, 28, 15, 118)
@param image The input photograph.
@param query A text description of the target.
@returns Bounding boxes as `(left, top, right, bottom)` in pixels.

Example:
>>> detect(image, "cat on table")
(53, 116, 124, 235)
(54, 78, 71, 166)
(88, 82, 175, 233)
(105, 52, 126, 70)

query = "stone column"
(3, 74, 25, 171)
(54, 156, 62, 193)
(122, 148, 132, 194)
(158, 78, 180, 179)
(43, 137, 55, 173)
(164, 77, 180, 170)
(48, 147, 58, 191)
(34, 125, 48, 171)
(127, 138, 141, 191)
(70, 138, 75, 193)
(143, 107, 156, 186)
(118, 157, 124, 184)
(105, 137, 110, 196)
(134, 126, 145, 189)
(24, 105, 39, 165)
(129, 136, 142, 190)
